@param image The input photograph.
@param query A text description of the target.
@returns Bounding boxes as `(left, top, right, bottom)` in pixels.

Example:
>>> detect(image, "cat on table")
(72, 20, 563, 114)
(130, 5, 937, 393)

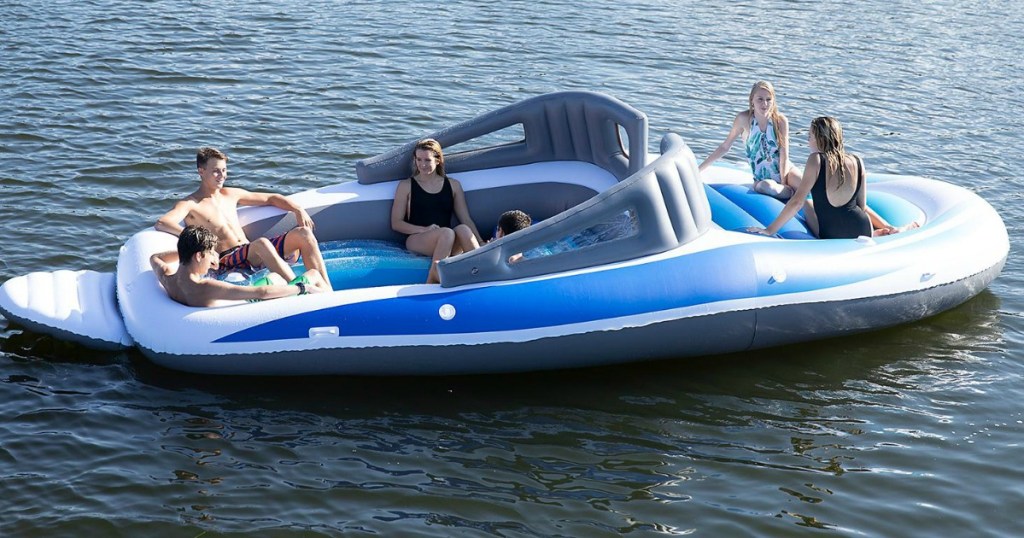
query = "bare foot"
(426, 260, 441, 284)
(873, 221, 921, 236)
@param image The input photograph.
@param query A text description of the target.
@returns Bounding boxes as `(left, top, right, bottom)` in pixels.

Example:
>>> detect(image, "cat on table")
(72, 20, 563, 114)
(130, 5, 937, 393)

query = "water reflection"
(24, 290, 986, 532)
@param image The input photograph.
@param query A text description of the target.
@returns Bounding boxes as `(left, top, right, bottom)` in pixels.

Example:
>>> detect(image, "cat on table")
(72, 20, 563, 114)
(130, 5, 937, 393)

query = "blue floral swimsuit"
(745, 115, 782, 182)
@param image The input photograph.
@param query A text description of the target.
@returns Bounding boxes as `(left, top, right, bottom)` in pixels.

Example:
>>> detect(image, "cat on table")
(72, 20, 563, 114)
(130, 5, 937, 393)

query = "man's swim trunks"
(217, 233, 289, 273)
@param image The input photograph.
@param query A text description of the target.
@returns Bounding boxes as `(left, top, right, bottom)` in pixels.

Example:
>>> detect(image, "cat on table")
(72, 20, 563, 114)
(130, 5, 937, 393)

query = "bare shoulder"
(160, 196, 198, 221)
(731, 111, 751, 135)
(188, 277, 235, 306)
(448, 176, 471, 199)
(156, 272, 189, 305)
(393, 178, 412, 195)
(805, 151, 824, 168)
(777, 113, 791, 129)
(177, 192, 202, 206)
(845, 153, 862, 173)
(221, 186, 252, 199)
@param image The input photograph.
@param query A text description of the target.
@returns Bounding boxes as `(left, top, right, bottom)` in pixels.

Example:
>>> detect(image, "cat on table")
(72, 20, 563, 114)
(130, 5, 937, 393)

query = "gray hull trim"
(750, 255, 1006, 350)
(0, 306, 129, 351)
(140, 257, 1006, 376)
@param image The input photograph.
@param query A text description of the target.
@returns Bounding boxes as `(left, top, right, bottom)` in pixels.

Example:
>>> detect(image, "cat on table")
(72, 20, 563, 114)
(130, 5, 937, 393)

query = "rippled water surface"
(2, 1, 1022, 536)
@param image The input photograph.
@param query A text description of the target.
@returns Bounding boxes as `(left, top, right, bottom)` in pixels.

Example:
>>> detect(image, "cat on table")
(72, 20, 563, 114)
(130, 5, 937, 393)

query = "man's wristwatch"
(296, 282, 308, 295)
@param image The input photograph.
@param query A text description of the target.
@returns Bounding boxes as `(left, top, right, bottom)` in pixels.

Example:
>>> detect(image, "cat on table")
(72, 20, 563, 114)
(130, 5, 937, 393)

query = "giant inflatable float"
(0, 91, 1009, 375)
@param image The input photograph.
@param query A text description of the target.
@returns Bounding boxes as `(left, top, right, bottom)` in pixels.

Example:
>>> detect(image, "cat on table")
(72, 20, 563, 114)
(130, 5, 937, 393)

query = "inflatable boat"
(0, 91, 1009, 375)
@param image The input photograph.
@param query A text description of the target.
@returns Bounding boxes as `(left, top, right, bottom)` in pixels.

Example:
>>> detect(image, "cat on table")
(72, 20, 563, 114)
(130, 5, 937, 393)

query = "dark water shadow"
(0, 320, 126, 367)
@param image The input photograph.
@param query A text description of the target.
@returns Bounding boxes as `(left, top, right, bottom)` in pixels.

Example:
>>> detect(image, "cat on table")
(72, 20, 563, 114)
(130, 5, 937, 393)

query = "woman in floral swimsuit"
(699, 80, 802, 200)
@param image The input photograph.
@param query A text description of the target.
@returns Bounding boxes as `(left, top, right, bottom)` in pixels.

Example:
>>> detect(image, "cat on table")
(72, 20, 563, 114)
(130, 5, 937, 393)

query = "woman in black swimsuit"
(390, 138, 482, 283)
(750, 116, 910, 239)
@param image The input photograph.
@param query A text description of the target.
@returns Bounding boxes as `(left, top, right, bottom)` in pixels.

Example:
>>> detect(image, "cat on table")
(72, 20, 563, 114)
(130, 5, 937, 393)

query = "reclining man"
(156, 147, 332, 290)
(151, 225, 329, 307)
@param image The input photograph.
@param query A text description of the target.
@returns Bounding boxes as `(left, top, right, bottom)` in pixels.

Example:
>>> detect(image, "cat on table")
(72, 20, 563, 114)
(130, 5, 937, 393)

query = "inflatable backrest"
(355, 91, 648, 184)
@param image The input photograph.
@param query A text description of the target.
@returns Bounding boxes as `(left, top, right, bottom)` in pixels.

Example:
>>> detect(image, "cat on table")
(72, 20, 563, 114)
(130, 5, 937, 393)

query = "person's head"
(809, 116, 845, 154)
(748, 81, 779, 119)
(496, 209, 531, 238)
(177, 225, 219, 269)
(810, 116, 848, 184)
(412, 138, 445, 177)
(196, 147, 228, 188)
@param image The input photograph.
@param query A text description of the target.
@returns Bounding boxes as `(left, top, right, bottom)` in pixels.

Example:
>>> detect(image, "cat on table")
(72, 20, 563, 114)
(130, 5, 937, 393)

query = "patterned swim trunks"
(217, 233, 289, 273)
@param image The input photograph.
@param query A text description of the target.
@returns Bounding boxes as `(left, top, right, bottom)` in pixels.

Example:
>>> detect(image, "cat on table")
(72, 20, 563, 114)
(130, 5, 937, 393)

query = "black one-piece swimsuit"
(811, 154, 871, 239)
(408, 176, 455, 229)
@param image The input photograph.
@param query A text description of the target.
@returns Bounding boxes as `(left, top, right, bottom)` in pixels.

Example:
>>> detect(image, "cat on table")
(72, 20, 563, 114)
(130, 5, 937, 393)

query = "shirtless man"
(492, 209, 532, 264)
(156, 147, 331, 289)
(150, 225, 329, 307)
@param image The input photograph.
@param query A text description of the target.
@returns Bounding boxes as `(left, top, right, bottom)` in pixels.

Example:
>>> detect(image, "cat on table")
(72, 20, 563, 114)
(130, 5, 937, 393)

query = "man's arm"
(148, 249, 300, 306)
(149, 254, 328, 307)
(148, 251, 181, 298)
(149, 250, 179, 277)
(155, 200, 192, 236)
(235, 189, 314, 229)
(195, 277, 323, 305)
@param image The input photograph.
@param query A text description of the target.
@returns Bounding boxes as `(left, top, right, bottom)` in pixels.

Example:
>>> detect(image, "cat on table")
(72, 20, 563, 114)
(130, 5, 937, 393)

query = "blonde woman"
(699, 81, 802, 199)
(390, 139, 482, 283)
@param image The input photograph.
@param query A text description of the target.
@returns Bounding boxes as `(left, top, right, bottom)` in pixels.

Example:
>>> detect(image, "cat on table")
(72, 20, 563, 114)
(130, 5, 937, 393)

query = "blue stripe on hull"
(216, 237, 912, 344)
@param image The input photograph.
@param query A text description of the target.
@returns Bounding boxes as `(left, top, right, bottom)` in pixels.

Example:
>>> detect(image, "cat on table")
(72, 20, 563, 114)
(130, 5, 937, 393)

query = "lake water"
(2, 0, 1022, 535)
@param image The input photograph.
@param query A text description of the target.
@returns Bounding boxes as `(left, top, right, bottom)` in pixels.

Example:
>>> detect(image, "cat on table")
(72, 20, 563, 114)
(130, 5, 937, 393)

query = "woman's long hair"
(810, 116, 848, 187)
(412, 138, 445, 177)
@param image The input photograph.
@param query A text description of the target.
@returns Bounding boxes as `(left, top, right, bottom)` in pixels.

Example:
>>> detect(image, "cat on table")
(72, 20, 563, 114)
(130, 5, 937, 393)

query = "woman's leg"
(452, 224, 480, 256)
(756, 165, 801, 200)
(783, 164, 803, 193)
(407, 227, 456, 284)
